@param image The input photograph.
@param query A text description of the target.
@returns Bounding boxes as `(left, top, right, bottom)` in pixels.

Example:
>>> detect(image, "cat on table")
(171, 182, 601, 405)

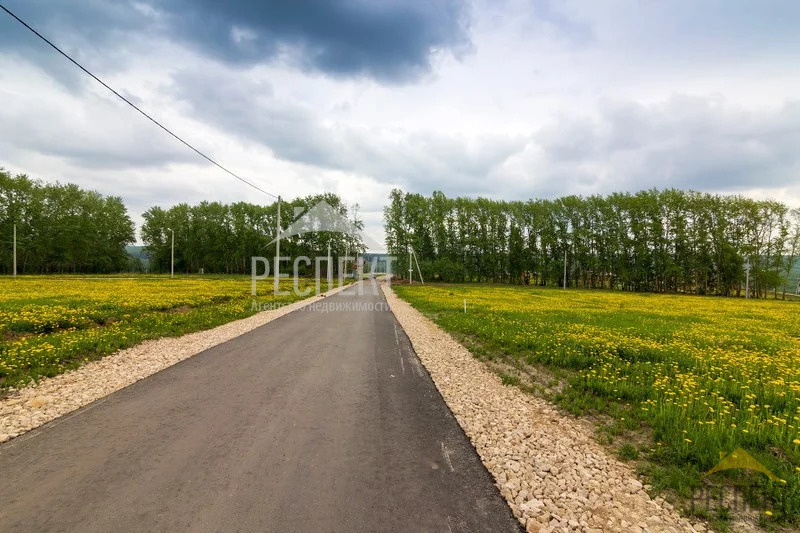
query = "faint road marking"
(441, 442, 455, 472)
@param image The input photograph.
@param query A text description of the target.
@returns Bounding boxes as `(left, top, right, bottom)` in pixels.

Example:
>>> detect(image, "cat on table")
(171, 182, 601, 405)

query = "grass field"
(394, 283, 800, 527)
(0, 275, 331, 390)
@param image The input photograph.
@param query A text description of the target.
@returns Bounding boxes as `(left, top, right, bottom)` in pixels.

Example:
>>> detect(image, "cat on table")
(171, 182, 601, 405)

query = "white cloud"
(2, 0, 800, 252)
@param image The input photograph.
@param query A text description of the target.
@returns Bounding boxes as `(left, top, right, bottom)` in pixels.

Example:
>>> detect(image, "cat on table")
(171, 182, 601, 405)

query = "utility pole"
(345, 239, 350, 279)
(327, 238, 332, 287)
(344, 203, 351, 278)
(168, 228, 175, 279)
(274, 196, 281, 294)
(352, 203, 359, 277)
(343, 203, 360, 280)
(563, 249, 567, 290)
(408, 244, 413, 284)
(13, 224, 17, 279)
(411, 247, 424, 284)
(745, 258, 750, 299)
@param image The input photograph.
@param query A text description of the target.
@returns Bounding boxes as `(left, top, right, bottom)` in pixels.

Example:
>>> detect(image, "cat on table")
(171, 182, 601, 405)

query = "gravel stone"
(383, 283, 705, 533)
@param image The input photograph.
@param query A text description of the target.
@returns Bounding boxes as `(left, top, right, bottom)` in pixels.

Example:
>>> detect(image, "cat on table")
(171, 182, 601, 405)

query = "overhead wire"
(0, 3, 280, 200)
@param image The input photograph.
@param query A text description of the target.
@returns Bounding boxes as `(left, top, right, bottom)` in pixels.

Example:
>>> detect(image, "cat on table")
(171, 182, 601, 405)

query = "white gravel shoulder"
(383, 282, 705, 533)
(0, 284, 351, 444)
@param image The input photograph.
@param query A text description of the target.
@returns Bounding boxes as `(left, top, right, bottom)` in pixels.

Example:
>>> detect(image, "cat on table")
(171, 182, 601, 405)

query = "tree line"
(384, 189, 800, 297)
(0, 169, 135, 274)
(1, 167, 366, 276)
(140, 193, 364, 275)
(5, 164, 800, 292)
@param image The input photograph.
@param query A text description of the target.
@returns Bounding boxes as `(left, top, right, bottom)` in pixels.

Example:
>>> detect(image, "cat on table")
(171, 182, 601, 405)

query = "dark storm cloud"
(0, 0, 159, 89)
(0, 1, 148, 47)
(4, 0, 800, 207)
(162, 0, 472, 82)
(0, 0, 472, 84)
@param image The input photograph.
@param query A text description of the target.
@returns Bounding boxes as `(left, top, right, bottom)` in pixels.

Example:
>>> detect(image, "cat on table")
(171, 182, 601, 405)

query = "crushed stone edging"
(382, 282, 705, 533)
(0, 283, 352, 444)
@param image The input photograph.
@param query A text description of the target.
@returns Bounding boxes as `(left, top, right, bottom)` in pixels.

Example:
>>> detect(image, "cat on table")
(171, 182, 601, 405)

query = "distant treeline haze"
(384, 189, 800, 297)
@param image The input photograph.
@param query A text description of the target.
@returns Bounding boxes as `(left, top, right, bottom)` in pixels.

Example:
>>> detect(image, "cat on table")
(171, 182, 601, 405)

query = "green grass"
(394, 283, 800, 527)
(0, 274, 337, 390)
(619, 443, 640, 461)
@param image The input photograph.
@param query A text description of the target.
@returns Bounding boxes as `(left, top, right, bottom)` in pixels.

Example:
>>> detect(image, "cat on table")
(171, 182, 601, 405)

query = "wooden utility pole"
(563, 249, 567, 290)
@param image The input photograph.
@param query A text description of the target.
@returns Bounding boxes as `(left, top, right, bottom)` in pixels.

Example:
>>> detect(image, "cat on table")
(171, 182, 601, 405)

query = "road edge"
(382, 282, 702, 533)
(0, 282, 354, 444)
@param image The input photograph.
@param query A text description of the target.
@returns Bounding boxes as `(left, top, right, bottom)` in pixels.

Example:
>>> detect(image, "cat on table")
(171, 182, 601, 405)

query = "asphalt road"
(0, 280, 521, 533)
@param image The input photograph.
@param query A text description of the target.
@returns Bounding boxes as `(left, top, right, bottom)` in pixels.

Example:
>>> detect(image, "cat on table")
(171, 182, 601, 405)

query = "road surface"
(0, 280, 520, 532)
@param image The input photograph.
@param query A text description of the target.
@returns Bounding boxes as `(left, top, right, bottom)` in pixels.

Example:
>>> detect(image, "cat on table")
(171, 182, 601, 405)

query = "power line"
(0, 3, 279, 200)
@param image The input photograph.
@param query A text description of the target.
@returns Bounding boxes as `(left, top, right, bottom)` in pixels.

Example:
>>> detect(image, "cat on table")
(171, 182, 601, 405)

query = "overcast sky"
(2, 0, 800, 251)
